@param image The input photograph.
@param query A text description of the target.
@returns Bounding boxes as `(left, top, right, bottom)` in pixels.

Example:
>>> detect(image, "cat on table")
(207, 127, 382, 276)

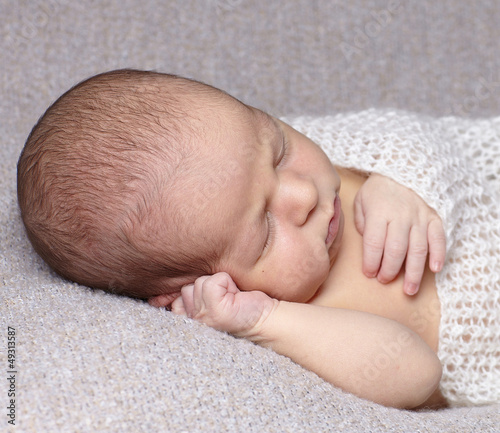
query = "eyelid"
(262, 117, 286, 255)
(263, 211, 276, 253)
(276, 129, 289, 168)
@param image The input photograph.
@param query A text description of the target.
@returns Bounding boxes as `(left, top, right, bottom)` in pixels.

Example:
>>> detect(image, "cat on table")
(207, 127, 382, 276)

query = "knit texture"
(286, 110, 500, 406)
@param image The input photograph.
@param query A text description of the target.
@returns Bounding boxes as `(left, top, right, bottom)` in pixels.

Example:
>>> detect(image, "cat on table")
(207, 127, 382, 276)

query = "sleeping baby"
(17, 69, 499, 409)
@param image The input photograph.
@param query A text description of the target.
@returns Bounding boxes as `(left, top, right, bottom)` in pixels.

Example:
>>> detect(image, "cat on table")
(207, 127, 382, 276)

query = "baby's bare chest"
(310, 170, 441, 351)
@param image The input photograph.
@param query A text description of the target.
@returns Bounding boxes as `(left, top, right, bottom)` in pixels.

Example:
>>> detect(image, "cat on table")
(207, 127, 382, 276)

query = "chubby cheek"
(267, 243, 331, 303)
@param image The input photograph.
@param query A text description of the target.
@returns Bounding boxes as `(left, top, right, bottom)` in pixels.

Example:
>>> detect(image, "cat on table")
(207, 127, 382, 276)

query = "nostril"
(298, 182, 318, 226)
(278, 172, 318, 226)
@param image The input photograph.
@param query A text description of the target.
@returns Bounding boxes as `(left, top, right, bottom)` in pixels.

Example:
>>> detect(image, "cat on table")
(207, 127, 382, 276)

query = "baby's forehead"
(150, 109, 283, 273)
(151, 97, 277, 221)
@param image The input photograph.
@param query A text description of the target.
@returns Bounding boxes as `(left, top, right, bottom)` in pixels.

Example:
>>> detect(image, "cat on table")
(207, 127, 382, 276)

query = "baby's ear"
(148, 291, 181, 308)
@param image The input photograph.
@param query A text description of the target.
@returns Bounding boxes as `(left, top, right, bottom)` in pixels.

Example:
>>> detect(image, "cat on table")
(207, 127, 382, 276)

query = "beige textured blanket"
(1, 1, 499, 431)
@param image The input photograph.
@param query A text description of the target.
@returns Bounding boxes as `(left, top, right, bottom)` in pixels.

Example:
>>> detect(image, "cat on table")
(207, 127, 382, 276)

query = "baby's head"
(18, 69, 342, 305)
(18, 69, 234, 299)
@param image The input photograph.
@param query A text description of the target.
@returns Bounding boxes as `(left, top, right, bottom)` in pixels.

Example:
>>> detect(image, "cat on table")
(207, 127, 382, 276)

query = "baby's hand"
(171, 272, 278, 339)
(354, 174, 446, 296)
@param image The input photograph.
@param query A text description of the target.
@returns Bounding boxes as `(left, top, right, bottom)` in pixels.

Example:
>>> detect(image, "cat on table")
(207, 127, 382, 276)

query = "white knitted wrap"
(283, 110, 500, 407)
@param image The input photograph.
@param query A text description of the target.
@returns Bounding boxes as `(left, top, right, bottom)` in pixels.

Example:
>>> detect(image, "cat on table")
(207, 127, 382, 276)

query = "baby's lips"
(325, 195, 341, 246)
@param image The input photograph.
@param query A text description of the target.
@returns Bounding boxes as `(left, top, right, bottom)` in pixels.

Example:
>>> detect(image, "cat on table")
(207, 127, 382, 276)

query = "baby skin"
(149, 95, 447, 409)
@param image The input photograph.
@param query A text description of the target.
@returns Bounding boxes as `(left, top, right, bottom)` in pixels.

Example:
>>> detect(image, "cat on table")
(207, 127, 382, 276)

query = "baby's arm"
(354, 173, 446, 295)
(172, 273, 442, 409)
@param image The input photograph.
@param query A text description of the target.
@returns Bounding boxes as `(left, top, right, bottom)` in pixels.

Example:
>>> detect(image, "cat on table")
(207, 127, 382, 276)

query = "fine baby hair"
(17, 69, 228, 298)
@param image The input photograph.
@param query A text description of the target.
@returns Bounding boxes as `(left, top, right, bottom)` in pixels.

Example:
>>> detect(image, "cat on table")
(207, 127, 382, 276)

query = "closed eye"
(276, 130, 289, 168)
(263, 211, 276, 252)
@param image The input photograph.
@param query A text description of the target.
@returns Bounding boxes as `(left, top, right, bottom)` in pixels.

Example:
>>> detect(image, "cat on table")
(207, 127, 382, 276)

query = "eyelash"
(276, 133, 289, 167)
(264, 129, 289, 252)
(263, 211, 276, 251)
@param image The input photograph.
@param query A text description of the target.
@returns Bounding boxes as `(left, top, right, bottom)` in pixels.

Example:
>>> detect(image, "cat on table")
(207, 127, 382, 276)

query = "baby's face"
(173, 95, 343, 303)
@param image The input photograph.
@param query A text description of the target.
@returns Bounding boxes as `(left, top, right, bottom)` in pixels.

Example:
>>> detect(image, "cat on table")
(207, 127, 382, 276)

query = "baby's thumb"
(171, 294, 187, 316)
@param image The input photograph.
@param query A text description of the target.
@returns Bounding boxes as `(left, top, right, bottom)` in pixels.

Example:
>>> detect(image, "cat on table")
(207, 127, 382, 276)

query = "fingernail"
(406, 283, 419, 296)
(432, 261, 442, 272)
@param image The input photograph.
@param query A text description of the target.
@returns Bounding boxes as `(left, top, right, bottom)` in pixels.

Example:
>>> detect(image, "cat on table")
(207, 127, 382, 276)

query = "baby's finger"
(353, 196, 366, 235)
(403, 226, 429, 295)
(199, 273, 232, 310)
(191, 276, 211, 317)
(377, 222, 408, 283)
(362, 218, 387, 278)
(170, 295, 187, 316)
(427, 218, 446, 273)
(179, 283, 196, 317)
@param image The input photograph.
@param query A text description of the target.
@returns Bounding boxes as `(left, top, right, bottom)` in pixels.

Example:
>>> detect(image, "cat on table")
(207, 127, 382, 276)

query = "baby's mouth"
(325, 195, 341, 247)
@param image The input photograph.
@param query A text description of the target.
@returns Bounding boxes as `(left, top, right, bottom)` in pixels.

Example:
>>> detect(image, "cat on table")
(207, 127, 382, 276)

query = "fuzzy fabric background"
(1, 1, 499, 432)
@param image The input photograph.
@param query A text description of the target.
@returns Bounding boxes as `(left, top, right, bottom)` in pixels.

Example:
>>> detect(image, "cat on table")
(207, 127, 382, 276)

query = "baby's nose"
(275, 172, 318, 225)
